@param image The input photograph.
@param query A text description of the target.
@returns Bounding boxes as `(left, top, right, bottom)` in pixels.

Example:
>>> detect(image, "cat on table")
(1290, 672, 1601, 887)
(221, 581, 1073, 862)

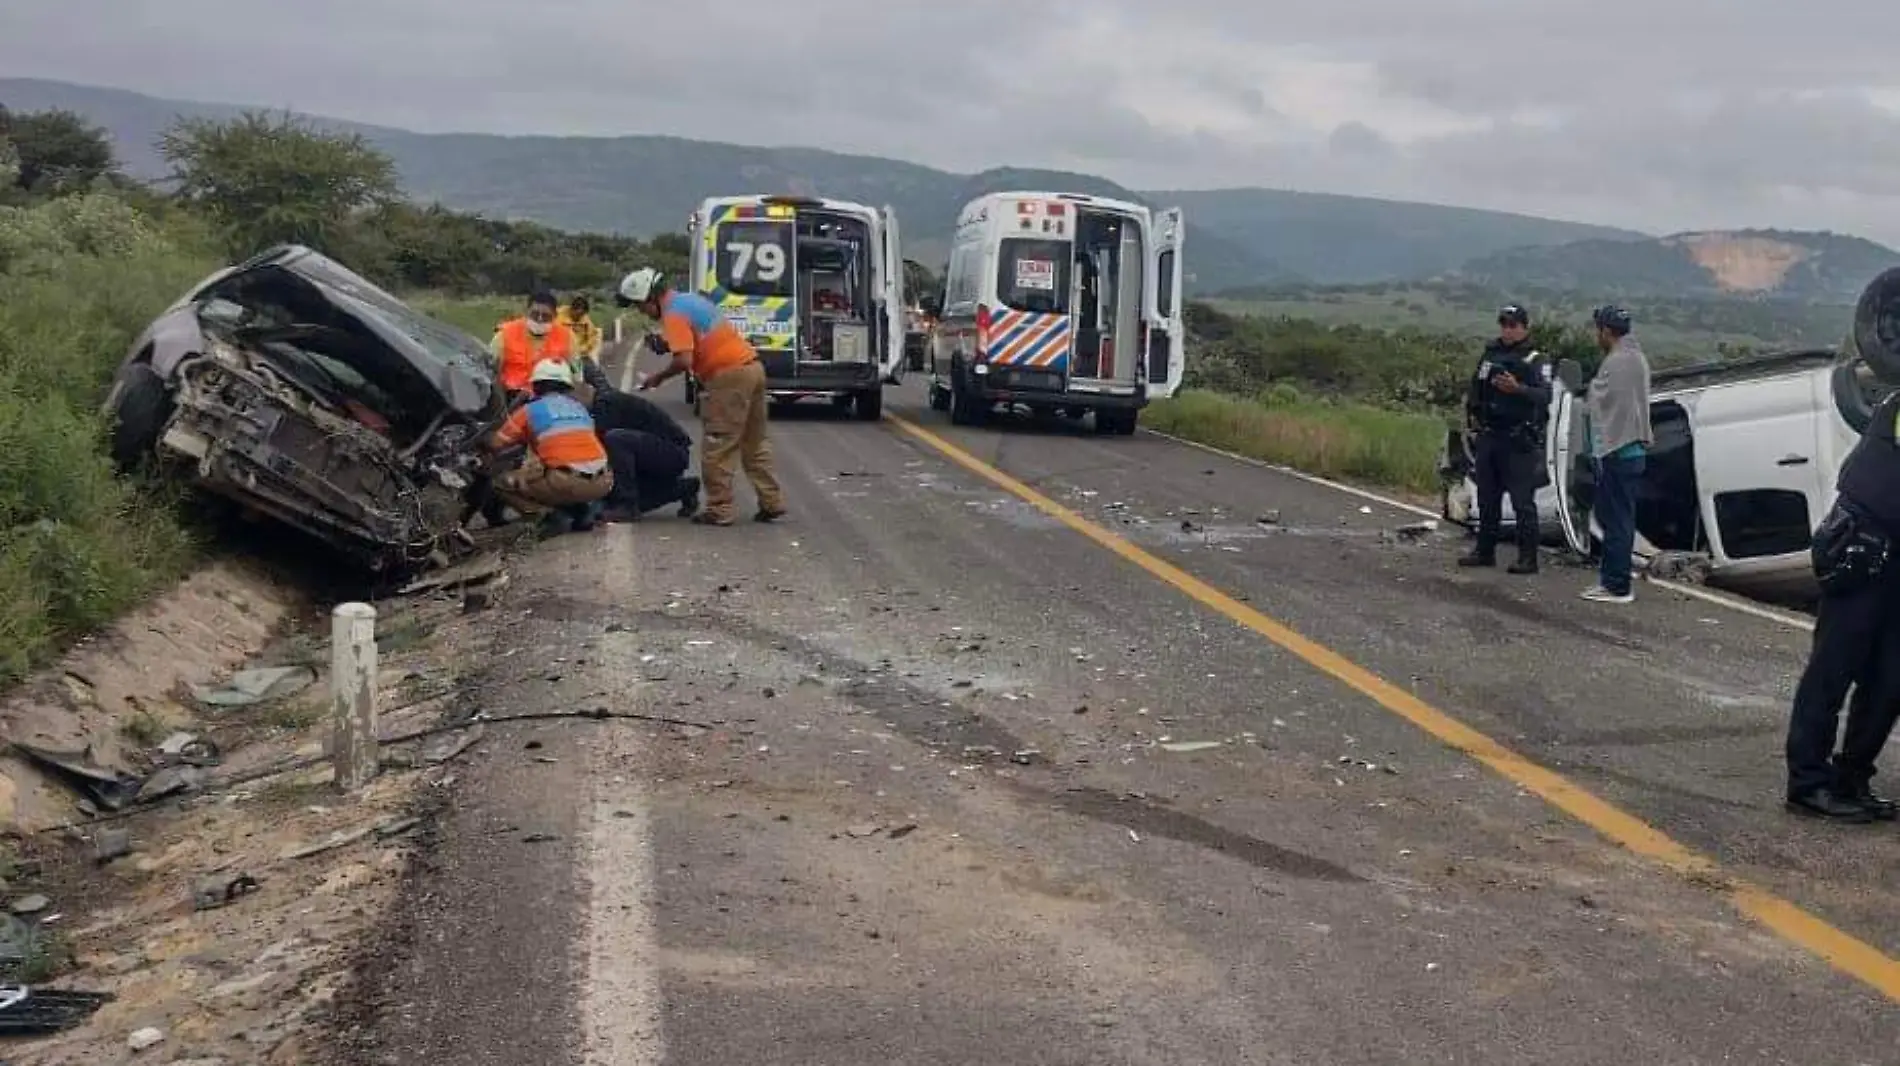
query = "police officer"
(1458, 304, 1553, 574)
(1784, 387, 1900, 822)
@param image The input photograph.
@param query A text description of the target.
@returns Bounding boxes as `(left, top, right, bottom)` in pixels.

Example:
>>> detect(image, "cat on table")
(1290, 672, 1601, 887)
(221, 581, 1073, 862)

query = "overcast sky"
(6, 1, 1900, 242)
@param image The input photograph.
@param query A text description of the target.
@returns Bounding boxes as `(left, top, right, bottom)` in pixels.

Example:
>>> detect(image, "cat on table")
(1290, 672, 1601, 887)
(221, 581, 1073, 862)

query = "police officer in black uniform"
(1784, 387, 1900, 821)
(1458, 304, 1553, 574)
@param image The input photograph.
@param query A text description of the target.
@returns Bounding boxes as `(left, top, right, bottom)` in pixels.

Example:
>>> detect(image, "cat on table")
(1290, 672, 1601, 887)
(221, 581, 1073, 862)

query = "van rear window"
(714, 219, 796, 298)
(996, 239, 1070, 315)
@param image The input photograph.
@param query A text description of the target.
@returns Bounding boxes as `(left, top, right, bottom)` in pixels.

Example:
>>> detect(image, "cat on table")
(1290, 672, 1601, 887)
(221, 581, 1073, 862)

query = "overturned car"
(102, 245, 504, 573)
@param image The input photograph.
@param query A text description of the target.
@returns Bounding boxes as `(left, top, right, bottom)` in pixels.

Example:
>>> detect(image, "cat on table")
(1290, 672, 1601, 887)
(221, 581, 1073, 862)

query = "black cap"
(1592, 305, 1633, 335)
(1497, 304, 1530, 327)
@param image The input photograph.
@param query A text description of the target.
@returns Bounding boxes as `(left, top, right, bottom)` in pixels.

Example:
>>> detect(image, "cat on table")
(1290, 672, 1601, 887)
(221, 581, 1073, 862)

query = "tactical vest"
(1836, 392, 1900, 536)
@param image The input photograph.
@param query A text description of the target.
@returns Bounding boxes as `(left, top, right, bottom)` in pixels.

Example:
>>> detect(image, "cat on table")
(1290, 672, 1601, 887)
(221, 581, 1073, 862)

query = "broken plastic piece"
(192, 873, 261, 911)
(11, 742, 141, 811)
(189, 665, 316, 708)
(0, 984, 114, 1035)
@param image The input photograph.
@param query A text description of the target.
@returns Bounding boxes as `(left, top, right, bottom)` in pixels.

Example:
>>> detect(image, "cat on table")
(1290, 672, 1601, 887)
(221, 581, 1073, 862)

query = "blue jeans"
(1593, 453, 1646, 594)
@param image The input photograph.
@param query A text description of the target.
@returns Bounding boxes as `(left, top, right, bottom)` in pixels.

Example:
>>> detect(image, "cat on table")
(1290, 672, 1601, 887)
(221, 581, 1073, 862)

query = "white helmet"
(617, 267, 665, 306)
(529, 358, 574, 387)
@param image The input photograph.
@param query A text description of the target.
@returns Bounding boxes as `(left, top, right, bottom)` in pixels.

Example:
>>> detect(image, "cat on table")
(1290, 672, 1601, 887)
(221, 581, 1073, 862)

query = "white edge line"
(581, 527, 665, 1065)
(1142, 427, 1816, 634)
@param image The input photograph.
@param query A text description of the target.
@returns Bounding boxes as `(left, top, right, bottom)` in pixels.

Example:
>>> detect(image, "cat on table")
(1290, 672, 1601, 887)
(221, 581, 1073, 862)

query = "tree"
(0, 106, 117, 194)
(158, 111, 399, 256)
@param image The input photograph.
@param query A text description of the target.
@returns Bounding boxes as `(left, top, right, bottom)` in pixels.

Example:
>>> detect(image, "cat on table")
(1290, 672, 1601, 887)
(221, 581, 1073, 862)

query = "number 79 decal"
(727, 240, 786, 284)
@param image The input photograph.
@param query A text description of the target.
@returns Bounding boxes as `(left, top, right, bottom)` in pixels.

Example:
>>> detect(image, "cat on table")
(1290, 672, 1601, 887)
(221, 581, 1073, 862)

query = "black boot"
(1507, 552, 1539, 575)
(1837, 779, 1899, 821)
(677, 477, 701, 518)
(1786, 787, 1878, 823)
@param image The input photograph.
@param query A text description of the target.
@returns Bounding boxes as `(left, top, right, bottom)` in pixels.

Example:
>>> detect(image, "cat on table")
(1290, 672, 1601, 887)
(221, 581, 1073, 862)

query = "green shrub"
(1145, 389, 1448, 495)
(0, 192, 209, 685)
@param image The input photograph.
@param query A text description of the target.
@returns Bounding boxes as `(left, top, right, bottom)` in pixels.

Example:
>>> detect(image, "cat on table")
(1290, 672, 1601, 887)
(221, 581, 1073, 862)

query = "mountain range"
(5, 77, 1896, 303)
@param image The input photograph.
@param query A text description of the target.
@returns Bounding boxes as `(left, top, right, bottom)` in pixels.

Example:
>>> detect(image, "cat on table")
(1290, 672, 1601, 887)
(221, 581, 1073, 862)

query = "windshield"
(291, 254, 492, 378)
(714, 219, 796, 298)
(995, 238, 1070, 314)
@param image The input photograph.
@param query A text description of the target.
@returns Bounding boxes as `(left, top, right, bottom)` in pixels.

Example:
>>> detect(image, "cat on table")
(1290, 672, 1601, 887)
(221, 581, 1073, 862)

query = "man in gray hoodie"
(1582, 306, 1652, 603)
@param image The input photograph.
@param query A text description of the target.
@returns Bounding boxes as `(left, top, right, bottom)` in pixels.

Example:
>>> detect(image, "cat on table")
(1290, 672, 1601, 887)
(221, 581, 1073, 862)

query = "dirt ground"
(0, 554, 504, 1065)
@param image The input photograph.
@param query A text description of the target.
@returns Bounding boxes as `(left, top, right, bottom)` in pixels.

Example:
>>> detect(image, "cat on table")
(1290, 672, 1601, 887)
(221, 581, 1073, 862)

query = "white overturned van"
(922, 191, 1186, 434)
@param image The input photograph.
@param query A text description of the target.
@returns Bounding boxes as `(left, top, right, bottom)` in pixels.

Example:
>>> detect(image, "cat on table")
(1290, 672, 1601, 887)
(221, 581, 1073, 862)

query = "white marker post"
(330, 602, 379, 792)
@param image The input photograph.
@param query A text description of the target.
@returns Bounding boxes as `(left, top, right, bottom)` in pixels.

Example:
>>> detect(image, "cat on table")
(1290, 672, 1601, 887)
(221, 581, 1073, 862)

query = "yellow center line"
(888, 413, 1900, 1004)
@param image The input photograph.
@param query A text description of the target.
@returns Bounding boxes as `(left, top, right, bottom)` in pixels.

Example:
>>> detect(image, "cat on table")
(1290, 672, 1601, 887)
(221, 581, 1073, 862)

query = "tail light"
(1100, 337, 1114, 379)
(975, 304, 991, 361)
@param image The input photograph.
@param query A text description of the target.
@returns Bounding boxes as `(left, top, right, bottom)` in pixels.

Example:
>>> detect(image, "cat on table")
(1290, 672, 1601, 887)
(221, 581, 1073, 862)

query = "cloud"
(6, 0, 1900, 242)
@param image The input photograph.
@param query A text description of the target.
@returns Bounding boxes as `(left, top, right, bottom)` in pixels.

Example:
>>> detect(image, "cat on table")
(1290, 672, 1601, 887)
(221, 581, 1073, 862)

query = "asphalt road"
(337, 378, 1900, 1065)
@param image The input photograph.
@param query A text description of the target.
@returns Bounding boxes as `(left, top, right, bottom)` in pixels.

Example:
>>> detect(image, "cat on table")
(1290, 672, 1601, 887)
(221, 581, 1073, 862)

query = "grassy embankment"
(1145, 389, 1446, 496)
(0, 191, 215, 684)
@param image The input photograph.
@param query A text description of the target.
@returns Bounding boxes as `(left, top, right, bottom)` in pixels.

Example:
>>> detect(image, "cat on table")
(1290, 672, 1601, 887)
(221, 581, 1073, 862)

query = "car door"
(1685, 377, 1829, 566)
(881, 205, 905, 384)
(1146, 207, 1187, 399)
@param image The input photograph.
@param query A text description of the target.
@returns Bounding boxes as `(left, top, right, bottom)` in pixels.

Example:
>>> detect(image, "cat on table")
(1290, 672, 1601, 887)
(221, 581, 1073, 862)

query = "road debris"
(398, 553, 505, 597)
(192, 874, 261, 911)
(127, 1024, 165, 1051)
(1159, 740, 1223, 753)
(281, 814, 419, 861)
(421, 723, 486, 765)
(188, 665, 316, 708)
(0, 985, 113, 1035)
(93, 827, 133, 864)
(12, 742, 141, 811)
(1646, 550, 1713, 584)
(10, 894, 49, 916)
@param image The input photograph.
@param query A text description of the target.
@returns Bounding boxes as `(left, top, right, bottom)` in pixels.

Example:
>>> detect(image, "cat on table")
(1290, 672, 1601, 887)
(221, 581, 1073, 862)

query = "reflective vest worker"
(485, 359, 614, 532)
(560, 295, 604, 362)
(616, 266, 785, 527)
(490, 290, 577, 399)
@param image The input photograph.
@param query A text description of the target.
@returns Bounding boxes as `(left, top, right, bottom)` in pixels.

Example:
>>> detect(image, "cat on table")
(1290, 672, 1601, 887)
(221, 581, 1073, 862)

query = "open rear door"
(881, 205, 905, 383)
(1549, 361, 1595, 555)
(1147, 207, 1187, 398)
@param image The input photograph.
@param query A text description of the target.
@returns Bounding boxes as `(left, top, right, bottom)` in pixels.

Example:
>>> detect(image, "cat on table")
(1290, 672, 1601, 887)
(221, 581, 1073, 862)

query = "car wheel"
(928, 381, 951, 412)
(854, 388, 883, 421)
(106, 362, 172, 472)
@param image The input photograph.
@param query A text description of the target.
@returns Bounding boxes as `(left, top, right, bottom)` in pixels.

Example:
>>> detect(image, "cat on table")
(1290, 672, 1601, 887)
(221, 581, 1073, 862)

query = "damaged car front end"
(104, 245, 503, 573)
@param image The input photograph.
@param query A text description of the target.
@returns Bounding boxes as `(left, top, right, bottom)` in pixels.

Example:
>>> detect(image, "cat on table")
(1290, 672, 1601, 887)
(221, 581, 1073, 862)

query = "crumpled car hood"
(184, 245, 495, 417)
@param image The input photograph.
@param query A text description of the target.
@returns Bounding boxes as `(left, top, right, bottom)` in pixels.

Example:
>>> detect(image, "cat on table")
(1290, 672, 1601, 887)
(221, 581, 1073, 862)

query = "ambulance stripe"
(996, 316, 1062, 364)
(988, 318, 1043, 361)
(1022, 320, 1072, 368)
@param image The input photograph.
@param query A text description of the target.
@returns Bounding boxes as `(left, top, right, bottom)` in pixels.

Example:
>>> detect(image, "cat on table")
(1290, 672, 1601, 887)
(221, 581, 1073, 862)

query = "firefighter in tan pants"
(616, 268, 787, 526)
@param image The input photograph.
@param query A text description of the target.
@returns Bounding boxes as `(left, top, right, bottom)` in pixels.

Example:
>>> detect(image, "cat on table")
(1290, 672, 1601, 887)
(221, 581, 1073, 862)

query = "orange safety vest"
(497, 319, 576, 392)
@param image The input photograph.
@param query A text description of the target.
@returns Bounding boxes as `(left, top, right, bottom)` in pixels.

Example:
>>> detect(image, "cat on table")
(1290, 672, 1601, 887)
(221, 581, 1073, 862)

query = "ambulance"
(685, 194, 907, 420)
(924, 191, 1186, 434)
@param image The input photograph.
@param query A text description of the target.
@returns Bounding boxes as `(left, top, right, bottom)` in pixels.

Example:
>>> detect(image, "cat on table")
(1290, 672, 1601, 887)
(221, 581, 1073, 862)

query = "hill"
(1451, 229, 1900, 303)
(3, 77, 1654, 291)
(1207, 277, 1858, 364)
(1155, 188, 1646, 285)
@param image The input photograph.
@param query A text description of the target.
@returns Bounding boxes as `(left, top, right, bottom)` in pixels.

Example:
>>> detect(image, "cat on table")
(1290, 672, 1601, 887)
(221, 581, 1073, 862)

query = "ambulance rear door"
(700, 200, 799, 377)
(1146, 206, 1186, 399)
(881, 205, 905, 383)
